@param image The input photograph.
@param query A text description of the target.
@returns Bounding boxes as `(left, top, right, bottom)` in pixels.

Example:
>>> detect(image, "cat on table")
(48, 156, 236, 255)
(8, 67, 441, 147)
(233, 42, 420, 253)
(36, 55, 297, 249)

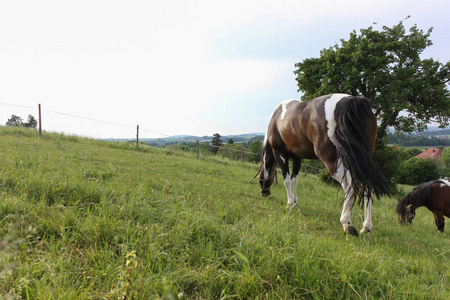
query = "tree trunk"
(377, 110, 399, 143)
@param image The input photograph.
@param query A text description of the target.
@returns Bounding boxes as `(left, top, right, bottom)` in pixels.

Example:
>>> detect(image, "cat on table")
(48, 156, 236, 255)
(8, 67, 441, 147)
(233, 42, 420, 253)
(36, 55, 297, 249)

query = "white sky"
(1, 0, 449, 139)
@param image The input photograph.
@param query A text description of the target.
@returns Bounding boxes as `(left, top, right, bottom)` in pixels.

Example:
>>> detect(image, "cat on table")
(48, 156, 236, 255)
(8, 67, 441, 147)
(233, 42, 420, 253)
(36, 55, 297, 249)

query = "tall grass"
(0, 126, 448, 299)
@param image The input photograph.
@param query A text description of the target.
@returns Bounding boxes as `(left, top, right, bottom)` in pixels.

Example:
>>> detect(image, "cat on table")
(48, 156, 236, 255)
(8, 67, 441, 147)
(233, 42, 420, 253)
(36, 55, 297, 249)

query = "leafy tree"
(440, 148, 450, 170)
(249, 139, 262, 155)
(211, 133, 222, 155)
(6, 115, 23, 127)
(24, 114, 38, 128)
(6, 114, 38, 128)
(248, 139, 263, 163)
(373, 143, 405, 194)
(228, 137, 234, 144)
(294, 17, 450, 141)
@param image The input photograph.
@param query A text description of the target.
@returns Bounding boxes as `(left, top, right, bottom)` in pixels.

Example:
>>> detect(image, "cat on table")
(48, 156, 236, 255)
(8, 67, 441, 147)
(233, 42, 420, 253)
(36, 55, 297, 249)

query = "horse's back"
(265, 93, 378, 161)
(430, 182, 450, 216)
(266, 98, 322, 159)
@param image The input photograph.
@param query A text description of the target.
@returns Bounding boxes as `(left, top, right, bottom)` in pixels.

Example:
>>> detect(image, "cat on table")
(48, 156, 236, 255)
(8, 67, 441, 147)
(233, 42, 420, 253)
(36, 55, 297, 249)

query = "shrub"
(396, 157, 440, 185)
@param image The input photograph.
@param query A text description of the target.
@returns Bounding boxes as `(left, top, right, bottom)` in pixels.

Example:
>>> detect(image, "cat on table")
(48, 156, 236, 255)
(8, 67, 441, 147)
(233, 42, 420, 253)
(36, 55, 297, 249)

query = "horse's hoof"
(345, 226, 359, 237)
(360, 228, 371, 235)
(287, 202, 297, 210)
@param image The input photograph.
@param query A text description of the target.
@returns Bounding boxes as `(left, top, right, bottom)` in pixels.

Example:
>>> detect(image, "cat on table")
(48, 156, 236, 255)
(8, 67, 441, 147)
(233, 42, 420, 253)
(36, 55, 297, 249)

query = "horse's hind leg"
(329, 160, 359, 236)
(360, 194, 373, 234)
(340, 190, 358, 236)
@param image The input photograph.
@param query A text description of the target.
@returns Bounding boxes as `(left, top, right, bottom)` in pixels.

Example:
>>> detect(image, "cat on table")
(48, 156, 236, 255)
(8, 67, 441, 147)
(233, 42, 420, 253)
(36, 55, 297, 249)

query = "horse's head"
(255, 163, 275, 196)
(396, 199, 415, 225)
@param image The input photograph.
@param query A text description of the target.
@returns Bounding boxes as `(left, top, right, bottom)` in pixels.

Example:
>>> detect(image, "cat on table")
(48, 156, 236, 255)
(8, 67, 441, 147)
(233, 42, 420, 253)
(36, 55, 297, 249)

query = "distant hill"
(417, 129, 450, 138)
(108, 127, 450, 146)
(135, 133, 266, 146)
(389, 126, 450, 137)
(387, 127, 450, 147)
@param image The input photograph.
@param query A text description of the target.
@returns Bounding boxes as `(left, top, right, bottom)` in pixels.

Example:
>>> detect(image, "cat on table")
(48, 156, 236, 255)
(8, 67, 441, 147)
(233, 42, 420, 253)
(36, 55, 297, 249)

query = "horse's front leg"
(433, 212, 445, 233)
(360, 194, 373, 234)
(286, 175, 298, 208)
(289, 158, 302, 207)
(274, 152, 296, 207)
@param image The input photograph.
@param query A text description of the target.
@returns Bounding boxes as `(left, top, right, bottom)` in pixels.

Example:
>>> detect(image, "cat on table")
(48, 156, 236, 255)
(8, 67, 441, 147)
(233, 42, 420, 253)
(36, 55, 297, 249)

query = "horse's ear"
(253, 167, 261, 179)
(254, 163, 263, 179)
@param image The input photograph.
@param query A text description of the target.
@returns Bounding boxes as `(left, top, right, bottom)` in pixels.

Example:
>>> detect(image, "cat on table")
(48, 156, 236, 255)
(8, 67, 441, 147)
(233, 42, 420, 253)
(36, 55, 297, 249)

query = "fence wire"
(0, 101, 324, 173)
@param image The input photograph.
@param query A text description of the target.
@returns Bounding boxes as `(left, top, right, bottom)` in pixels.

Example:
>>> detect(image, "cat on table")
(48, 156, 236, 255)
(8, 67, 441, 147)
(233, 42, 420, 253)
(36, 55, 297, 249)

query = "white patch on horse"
(439, 179, 450, 187)
(284, 175, 298, 206)
(332, 158, 356, 229)
(263, 152, 270, 178)
(324, 94, 351, 146)
(280, 99, 296, 120)
(290, 175, 298, 205)
(332, 158, 352, 194)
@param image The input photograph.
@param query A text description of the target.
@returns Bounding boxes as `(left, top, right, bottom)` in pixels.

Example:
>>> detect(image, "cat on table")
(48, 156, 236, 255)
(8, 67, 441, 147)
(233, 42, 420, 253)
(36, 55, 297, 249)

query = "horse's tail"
(334, 96, 391, 203)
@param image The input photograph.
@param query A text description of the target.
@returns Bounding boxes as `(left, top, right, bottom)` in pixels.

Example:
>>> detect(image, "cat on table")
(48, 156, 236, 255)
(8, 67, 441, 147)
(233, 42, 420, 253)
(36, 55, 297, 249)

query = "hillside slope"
(0, 127, 448, 299)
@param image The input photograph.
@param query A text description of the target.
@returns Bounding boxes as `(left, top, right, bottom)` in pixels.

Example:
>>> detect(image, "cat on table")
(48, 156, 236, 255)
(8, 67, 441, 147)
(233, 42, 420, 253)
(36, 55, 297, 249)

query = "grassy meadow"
(0, 126, 449, 299)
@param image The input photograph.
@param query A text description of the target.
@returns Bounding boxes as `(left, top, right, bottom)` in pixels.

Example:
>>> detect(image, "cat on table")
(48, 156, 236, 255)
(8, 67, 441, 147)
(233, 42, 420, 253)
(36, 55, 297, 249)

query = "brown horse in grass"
(396, 179, 450, 232)
(256, 94, 390, 236)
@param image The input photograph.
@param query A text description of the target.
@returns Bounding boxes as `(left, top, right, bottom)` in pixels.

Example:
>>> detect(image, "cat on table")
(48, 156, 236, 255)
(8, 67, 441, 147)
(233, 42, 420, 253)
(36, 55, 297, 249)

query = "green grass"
(0, 126, 449, 299)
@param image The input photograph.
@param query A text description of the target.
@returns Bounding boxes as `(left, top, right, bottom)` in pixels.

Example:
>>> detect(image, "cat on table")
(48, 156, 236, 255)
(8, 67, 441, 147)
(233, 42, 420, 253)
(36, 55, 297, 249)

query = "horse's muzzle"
(261, 190, 271, 197)
(399, 215, 413, 225)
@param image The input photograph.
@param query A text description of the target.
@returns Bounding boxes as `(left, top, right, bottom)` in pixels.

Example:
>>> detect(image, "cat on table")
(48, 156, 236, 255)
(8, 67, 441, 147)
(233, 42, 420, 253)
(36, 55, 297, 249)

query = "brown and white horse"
(257, 94, 390, 236)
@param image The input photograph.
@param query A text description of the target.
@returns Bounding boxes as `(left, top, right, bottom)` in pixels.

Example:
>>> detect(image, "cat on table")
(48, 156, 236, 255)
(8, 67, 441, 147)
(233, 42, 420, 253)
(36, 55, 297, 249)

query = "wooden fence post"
(197, 140, 200, 159)
(38, 104, 42, 136)
(136, 125, 139, 150)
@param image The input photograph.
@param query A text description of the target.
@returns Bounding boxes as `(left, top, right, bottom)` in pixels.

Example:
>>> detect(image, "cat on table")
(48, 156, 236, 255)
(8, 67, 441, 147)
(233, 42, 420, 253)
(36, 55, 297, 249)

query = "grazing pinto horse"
(257, 94, 390, 236)
(396, 179, 450, 232)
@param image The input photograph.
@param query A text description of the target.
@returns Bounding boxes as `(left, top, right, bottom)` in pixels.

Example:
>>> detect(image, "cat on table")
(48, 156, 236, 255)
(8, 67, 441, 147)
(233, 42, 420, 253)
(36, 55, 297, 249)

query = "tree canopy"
(211, 133, 223, 155)
(294, 17, 450, 141)
(6, 114, 37, 128)
(6, 115, 23, 127)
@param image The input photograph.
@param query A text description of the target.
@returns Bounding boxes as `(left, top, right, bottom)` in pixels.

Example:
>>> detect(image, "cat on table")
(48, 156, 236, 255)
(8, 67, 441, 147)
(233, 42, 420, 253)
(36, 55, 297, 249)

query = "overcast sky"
(1, 0, 449, 139)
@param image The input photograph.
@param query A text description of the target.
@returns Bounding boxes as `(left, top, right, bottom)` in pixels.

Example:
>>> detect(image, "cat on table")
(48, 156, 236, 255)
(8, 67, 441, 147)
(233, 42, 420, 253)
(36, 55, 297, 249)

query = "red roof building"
(415, 148, 443, 160)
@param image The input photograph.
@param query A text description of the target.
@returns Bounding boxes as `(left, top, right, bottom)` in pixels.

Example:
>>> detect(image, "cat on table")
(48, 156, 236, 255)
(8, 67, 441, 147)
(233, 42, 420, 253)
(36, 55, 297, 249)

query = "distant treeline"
(387, 132, 450, 147)
(140, 134, 265, 147)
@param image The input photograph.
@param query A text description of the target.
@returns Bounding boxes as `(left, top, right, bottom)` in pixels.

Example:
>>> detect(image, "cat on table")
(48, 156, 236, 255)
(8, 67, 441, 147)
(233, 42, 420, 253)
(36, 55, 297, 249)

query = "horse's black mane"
(395, 181, 436, 214)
